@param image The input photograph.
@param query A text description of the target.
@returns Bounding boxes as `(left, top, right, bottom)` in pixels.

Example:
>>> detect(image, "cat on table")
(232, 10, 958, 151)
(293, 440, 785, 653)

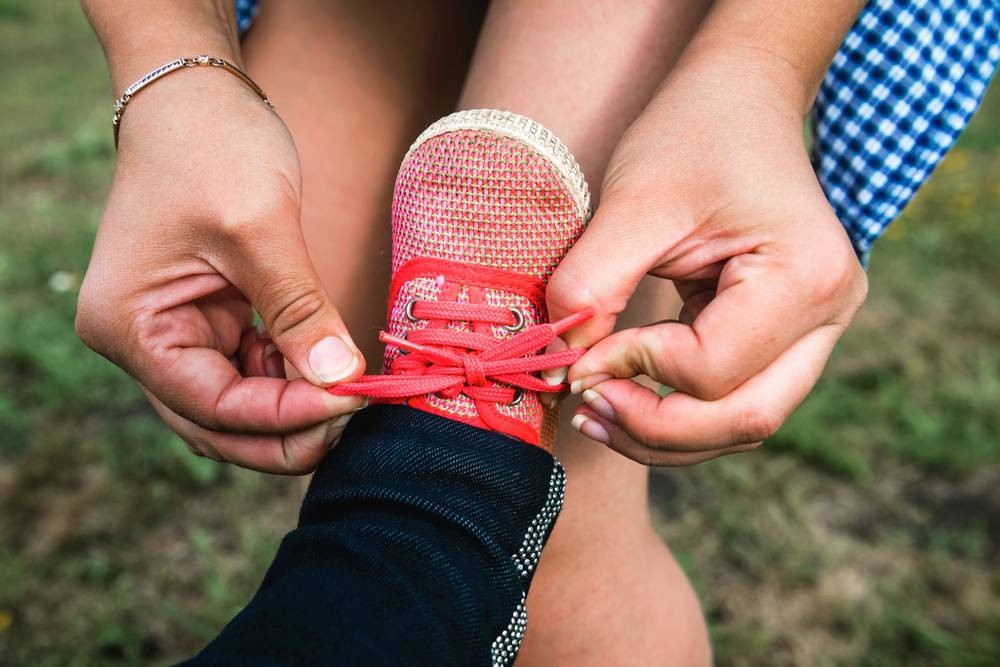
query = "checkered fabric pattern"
(235, 0, 257, 34)
(813, 0, 1000, 263)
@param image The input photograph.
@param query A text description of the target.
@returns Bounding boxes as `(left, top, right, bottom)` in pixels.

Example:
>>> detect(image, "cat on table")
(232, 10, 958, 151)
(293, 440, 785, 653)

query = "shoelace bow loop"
(330, 301, 592, 404)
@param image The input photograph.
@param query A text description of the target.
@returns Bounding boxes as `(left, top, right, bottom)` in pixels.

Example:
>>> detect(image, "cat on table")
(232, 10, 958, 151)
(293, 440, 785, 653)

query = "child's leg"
(458, 1, 713, 664)
(522, 278, 711, 667)
(243, 1, 712, 664)
(242, 0, 487, 365)
(195, 6, 586, 662)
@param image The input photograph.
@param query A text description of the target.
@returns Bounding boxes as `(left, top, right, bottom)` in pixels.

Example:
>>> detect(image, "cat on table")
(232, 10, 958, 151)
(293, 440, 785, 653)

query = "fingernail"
(350, 398, 370, 413)
(542, 366, 568, 386)
(326, 409, 361, 446)
(571, 413, 610, 445)
(582, 388, 616, 422)
(541, 339, 569, 386)
(264, 351, 286, 378)
(570, 373, 612, 395)
(309, 336, 359, 383)
(331, 412, 354, 429)
(302, 418, 344, 449)
(324, 414, 354, 448)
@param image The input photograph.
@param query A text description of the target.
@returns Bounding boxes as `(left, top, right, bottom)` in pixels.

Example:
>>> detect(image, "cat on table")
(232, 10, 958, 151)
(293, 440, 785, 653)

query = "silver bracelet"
(112, 55, 272, 149)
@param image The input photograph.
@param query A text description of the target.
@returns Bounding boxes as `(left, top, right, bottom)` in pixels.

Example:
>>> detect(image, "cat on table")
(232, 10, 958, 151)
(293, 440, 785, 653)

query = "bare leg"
(244, 1, 711, 663)
(243, 0, 486, 366)
(459, 1, 713, 664)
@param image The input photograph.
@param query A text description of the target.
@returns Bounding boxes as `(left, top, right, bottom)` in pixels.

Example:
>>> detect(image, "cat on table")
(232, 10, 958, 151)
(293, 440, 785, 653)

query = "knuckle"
(178, 431, 224, 462)
(212, 210, 268, 244)
(74, 280, 101, 342)
(688, 371, 734, 402)
(549, 260, 632, 322)
(279, 438, 324, 475)
(283, 457, 320, 476)
(265, 284, 329, 341)
(74, 301, 100, 351)
(630, 430, 661, 453)
(804, 242, 862, 304)
(632, 327, 667, 376)
(627, 420, 667, 451)
(75, 283, 119, 358)
(550, 272, 609, 317)
(734, 406, 783, 444)
(852, 264, 870, 305)
(211, 189, 297, 241)
(682, 353, 739, 401)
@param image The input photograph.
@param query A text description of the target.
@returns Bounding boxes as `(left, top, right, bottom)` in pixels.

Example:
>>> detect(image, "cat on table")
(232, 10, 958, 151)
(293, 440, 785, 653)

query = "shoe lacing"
(330, 297, 592, 404)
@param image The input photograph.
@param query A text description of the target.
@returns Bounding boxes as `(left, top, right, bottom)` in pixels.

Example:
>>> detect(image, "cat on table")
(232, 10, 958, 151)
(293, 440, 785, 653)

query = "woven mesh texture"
(385, 122, 588, 442)
(391, 129, 584, 279)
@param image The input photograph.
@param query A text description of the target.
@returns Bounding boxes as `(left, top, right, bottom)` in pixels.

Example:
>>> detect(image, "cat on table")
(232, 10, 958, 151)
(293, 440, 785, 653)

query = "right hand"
(76, 71, 366, 474)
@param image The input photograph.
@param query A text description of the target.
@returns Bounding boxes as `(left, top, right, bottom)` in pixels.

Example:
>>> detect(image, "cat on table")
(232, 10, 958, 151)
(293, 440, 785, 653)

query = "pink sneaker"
(332, 110, 592, 449)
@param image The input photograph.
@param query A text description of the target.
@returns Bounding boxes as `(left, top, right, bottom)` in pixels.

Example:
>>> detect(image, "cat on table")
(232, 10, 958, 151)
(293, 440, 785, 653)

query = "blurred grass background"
(1, 1, 997, 665)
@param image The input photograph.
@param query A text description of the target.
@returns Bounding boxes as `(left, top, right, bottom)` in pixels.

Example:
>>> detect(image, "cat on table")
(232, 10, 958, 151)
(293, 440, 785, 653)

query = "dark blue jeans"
(183, 405, 565, 666)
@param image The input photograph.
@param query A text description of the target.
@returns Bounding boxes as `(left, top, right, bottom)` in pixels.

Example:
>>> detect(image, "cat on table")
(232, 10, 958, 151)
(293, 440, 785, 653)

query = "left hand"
(546, 49, 868, 466)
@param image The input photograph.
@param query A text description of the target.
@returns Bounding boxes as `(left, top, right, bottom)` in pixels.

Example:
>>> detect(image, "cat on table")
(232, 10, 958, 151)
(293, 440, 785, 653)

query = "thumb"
(547, 194, 658, 348)
(229, 234, 364, 387)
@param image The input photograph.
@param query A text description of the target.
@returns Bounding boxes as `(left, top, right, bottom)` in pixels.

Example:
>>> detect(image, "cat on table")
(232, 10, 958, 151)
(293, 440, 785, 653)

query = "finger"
(546, 193, 664, 349)
(239, 328, 269, 376)
(197, 285, 254, 353)
(540, 336, 569, 404)
(239, 328, 284, 378)
(569, 250, 837, 400)
(240, 325, 286, 379)
(572, 405, 760, 466)
(221, 222, 365, 387)
(575, 323, 842, 453)
(144, 339, 364, 432)
(146, 389, 361, 474)
(676, 286, 714, 327)
(264, 346, 287, 379)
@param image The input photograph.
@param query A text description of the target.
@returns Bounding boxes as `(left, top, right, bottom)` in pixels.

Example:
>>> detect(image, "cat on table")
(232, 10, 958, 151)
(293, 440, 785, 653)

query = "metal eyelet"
(509, 388, 524, 406)
(397, 332, 409, 355)
(404, 298, 419, 323)
(504, 307, 526, 333)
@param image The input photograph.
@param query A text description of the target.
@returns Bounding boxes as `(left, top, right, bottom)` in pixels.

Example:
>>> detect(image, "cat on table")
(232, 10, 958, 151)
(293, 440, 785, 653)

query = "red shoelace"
(330, 298, 592, 404)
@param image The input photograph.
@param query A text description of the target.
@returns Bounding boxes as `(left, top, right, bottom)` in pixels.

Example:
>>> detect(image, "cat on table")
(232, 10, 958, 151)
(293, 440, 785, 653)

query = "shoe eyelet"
(397, 332, 409, 355)
(404, 298, 420, 323)
(509, 388, 524, 406)
(504, 308, 526, 333)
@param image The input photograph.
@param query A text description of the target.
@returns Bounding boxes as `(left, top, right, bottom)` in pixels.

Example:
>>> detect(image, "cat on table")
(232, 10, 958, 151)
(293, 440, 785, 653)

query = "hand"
(547, 49, 868, 466)
(76, 71, 366, 474)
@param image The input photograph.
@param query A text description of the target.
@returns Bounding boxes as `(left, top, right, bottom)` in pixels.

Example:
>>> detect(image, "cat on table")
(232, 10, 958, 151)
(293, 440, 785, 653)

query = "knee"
(518, 433, 711, 666)
(521, 526, 710, 666)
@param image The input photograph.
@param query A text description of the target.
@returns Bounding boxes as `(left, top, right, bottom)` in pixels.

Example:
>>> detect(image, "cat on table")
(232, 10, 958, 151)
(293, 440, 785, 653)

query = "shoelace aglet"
(380, 330, 462, 367)
(380, 331, 424, 355)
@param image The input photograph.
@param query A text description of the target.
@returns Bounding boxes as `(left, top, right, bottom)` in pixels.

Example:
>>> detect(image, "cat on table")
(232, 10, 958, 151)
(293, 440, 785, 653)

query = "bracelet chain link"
(112, 55, 272, 149)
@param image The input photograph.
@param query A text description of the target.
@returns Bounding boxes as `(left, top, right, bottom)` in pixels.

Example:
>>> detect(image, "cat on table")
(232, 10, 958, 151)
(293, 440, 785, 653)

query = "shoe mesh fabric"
(387, 115, 588, 444)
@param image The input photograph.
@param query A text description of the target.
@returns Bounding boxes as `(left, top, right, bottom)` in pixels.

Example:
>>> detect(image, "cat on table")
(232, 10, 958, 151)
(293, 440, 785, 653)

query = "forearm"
(81, 0, 241, 91)
(680, 0, 865, 115)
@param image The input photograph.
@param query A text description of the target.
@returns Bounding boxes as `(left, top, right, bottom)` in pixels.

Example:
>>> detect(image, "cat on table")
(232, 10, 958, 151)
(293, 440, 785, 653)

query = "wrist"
(113, 67, 269, 156)
(672, 0, 863, 116)
(673, 41, 813, 119)
(83, 0, 241, 92)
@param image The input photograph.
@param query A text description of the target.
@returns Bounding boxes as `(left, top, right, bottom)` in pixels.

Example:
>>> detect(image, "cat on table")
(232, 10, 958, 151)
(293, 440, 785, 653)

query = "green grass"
(1, 1, 998, 665)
